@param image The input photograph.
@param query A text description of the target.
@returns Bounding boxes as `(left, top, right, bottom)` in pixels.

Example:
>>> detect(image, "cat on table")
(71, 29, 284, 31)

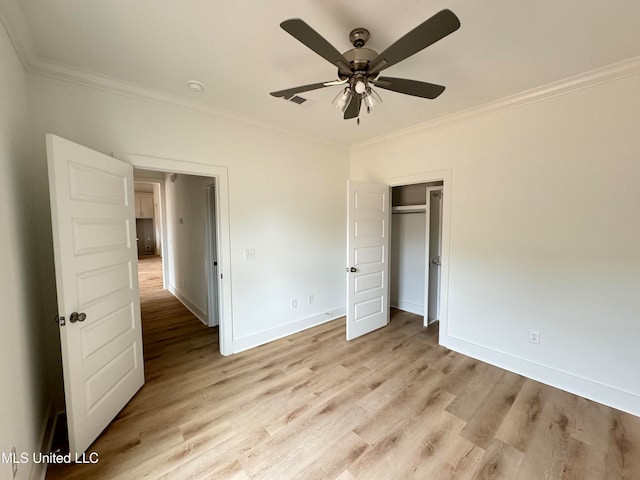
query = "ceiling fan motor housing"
(349, 27, 370, 47)
(342, 27, 379, 76)
(342, 47, 379, 77)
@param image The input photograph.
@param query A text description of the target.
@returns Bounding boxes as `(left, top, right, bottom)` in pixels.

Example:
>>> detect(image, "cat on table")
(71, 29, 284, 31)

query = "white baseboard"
(232, 307, 346, 354)
(390, 298, 424, 316)
(441, 333, 640, 418)
(167, 283, 208, 325)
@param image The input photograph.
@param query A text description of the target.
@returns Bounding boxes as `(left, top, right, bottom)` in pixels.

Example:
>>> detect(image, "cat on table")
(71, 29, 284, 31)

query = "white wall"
(0, 20, 52, 480)
(27, 73, 349, 360)
(164, 173, 212, 324)
(351, 72, 640, 416)
(390, 212, 426, 315)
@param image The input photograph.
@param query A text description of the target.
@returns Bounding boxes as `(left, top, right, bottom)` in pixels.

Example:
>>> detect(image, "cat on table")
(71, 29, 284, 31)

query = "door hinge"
(55, 315, 66, 326)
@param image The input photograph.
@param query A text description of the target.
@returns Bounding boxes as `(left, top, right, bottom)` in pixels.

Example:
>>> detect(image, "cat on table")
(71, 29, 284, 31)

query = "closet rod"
(392, 204, 427, 214)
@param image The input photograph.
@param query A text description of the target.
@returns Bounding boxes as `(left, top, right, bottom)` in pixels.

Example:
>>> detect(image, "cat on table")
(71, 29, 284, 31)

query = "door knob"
(349, 267, 357, 272)
(69, 312, 87, 323)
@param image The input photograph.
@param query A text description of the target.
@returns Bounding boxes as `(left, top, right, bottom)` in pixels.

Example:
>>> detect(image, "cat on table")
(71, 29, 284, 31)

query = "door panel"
(354, 271, 384, 294)
(346, 180, 390, 340)
(68, 165, 127, 203)
(206, 185, 220, 327)
(427, 188, 443, 324)
(47, 134, 144, 454)
(72, 219, 130, 254)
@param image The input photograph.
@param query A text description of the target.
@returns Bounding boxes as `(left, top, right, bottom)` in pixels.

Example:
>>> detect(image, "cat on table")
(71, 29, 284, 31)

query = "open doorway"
(131, 166, 226, 357)
(119, 153, 233, 355)
(133, 181, 162, 259)
(390, 181, 443, 327)
(387, 169, 452, 339)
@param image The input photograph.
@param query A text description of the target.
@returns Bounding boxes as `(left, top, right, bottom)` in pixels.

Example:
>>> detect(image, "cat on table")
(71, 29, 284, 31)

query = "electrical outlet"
(11, 446, 18, 479)
(529, 329, 540, 344)
(308, 294, 314, 305)
(291, 298, 298, 309)
(244, 248, 256, 261)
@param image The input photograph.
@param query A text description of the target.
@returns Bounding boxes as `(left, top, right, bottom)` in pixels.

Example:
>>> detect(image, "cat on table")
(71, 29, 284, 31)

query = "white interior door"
(426, 188, 443, 324)
(47, 134, 144, 454)
(346, 180, 390, 340)
(206, 184, 219, 327)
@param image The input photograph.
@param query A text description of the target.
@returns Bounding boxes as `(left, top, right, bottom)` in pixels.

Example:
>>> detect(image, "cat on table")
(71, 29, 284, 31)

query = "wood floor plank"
(605, 409, 640, 479)
(437, 357, 485, 395)
(495, 378, 550, 452)
(239, 384, 371, 479)
(351, 409, 467, 479)
(515, 389, 577, 480)
(459, 370, 527, 449)
(45, 257, 640, 480)
(428, 442, 485, 480)
(354, 383, 454, 447)
(571, 396, 610, 453)
(404, 418, 483, 480)
(445, 360, 504, 421)
(560, 437, 606, 480)
(293, 431, 368, 480)
(471, 438, 524, 480)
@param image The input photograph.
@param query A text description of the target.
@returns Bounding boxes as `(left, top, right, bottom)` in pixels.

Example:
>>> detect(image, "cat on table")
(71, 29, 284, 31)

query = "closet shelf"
(392, 204, 427, 214)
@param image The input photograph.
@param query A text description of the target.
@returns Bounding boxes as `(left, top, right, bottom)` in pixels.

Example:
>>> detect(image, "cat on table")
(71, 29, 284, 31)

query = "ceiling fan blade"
(368, 9, 460, 75)
(372, 77, 445, 99)
(344, 94, 361, 119)
(280, 18, 353, 74)
(270, 81, 335, 99)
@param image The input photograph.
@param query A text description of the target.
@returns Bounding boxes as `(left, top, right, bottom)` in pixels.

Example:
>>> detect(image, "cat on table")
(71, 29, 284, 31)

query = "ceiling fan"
(270, 9, 461, 122)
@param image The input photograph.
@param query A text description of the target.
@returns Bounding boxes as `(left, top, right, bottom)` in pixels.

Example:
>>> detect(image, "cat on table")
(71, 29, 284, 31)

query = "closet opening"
(390, 181, 444, 327)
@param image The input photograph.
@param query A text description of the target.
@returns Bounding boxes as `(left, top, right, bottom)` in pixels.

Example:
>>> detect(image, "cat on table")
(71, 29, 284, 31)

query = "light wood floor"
(47, 256, 640, 479)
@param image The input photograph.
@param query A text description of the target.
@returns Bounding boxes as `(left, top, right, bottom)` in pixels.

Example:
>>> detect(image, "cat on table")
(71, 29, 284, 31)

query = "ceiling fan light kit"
(332, 87, 353, 112)
(270, 9, 461, 122)
(363, 87, 382, 109)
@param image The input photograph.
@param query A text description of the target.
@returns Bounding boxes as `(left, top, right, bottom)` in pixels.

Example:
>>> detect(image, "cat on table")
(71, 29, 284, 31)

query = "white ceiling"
(4, 0, 640, 146)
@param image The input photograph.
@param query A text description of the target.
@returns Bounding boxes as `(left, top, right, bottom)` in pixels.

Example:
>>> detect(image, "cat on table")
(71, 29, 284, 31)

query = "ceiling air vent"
(281, 95, 316, 108)
(289, 95, 307, 104)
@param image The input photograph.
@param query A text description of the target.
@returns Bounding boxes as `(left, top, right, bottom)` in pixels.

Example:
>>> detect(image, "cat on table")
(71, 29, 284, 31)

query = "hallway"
(137, 256, 219, 384)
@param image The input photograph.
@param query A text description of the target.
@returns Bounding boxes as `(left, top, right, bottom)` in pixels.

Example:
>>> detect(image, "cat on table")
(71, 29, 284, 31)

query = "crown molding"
(27, 56, 349, 151)
(352, 55, 640, 151)
(0, 0, 36, 69)
(0, 1, 348, 151)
